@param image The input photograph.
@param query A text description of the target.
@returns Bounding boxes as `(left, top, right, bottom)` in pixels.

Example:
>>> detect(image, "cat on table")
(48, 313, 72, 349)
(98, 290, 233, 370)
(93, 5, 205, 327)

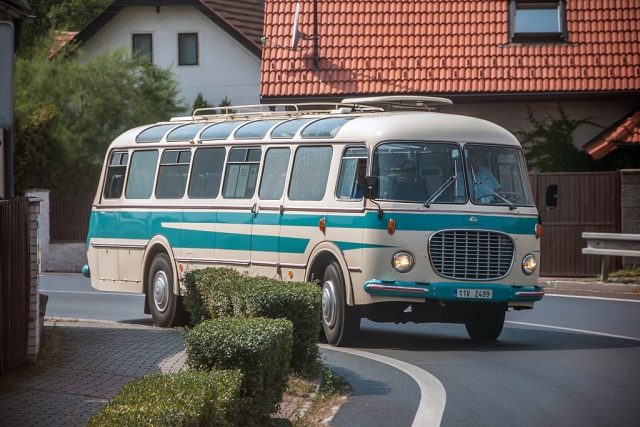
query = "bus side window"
(156, 149, 192, 199)
(222, 147, 261, 199)
(103, 151, 129, 199)
(336, 147, 368, 200)
(259, 147, 291, 200)
(289, 146, 332, 201)
(188, 147, 225, 198)
(125, 150, 159, 199)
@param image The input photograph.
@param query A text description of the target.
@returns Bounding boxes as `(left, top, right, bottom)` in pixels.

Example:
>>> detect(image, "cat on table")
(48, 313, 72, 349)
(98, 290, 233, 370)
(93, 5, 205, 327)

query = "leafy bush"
(88, 369, 243, 427)
(186, 317, 293, 424)
(184, 268, 322, 373)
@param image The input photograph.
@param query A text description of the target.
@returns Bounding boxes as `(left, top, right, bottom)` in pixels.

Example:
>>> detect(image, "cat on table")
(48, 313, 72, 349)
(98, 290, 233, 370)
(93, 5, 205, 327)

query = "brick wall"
(26, 199, 41, 362)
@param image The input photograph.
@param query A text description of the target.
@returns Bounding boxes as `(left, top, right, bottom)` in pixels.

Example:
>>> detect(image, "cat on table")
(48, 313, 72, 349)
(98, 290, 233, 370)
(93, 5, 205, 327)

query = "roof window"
(136, 124, 178, 143)
(301, 117, 353, 139)
(235, 120, 282, 140)
(200, 121, 247, 141)
(166, 123, 207, 142)
(509, 0, 567, 43)
(271, 118, 315, 138)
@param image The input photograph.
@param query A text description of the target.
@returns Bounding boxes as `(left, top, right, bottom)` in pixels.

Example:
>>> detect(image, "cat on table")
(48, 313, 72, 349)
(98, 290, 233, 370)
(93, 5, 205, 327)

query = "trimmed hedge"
(88, 369, 243, 427)
(186, 317, 293, 424)
(184, 268, 322, 373)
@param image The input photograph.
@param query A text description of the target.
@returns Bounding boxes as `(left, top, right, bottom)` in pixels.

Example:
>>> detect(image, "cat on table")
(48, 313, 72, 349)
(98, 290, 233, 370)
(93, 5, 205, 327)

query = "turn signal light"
(535, 223, 542, 239)
(319, 217, 326, 233)
(387, 218, 396, 235)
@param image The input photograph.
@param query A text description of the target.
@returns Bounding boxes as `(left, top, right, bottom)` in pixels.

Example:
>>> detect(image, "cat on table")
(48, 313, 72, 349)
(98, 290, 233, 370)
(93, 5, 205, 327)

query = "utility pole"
(0, 21, 15, 198)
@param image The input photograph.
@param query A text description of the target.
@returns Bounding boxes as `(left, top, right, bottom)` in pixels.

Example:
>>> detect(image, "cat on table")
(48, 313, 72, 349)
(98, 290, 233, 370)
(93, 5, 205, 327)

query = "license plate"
(455, 289, 493, 299)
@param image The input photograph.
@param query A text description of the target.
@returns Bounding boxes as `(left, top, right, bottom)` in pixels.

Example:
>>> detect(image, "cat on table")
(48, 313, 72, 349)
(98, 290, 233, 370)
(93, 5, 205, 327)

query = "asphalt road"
(41, 274, 640, 426)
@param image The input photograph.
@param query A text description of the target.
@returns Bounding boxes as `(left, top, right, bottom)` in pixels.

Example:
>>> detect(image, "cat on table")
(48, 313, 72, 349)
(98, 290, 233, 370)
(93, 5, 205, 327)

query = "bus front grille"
(429, 230, 514, 280)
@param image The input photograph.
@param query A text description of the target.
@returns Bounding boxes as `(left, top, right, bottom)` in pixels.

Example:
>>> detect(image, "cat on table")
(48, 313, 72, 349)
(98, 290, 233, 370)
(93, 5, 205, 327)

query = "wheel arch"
(306, 242, 354, 306)
(142, 235, 180, 296)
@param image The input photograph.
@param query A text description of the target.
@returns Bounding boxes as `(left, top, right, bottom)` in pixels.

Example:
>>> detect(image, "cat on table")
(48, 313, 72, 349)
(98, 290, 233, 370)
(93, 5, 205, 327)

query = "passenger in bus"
(390, 160, 428, 201)
(469, 154, 501, 203)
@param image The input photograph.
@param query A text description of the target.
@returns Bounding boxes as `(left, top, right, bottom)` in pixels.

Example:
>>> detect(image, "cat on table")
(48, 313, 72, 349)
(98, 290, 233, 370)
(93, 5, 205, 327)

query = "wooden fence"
(50, 194, 93, 243)
(0, 198, 30, 374)
(530, 171, 621, 277)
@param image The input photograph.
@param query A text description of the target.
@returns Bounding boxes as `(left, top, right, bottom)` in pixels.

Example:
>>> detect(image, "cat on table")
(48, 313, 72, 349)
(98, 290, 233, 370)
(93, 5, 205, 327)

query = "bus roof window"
(166, 123, 207, 142)
(301, 117, 353, 139)
(136, 124, 179, 143)
(235, 120, 282, 140)
(271, 118, 315, 138)
(200, 121, 247, 140)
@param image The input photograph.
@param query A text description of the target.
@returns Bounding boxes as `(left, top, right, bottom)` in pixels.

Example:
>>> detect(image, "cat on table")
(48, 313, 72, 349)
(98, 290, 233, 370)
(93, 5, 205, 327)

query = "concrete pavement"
(0, 320, 186, 427)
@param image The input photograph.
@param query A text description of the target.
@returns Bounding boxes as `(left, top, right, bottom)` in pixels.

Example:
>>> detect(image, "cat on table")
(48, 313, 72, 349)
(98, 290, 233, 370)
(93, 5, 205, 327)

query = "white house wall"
(80, 5, 261, 111)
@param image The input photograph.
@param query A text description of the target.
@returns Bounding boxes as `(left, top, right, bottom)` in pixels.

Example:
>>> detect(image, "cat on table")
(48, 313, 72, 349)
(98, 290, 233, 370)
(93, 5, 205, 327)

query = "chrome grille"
(429, 230, 514, 280)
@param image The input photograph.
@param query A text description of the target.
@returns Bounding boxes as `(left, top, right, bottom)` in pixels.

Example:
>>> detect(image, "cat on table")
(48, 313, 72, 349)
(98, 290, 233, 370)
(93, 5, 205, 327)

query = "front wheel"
(321, 262, 360, 347)
(464, 304, 506, 341)
(148, 253, 185, 327)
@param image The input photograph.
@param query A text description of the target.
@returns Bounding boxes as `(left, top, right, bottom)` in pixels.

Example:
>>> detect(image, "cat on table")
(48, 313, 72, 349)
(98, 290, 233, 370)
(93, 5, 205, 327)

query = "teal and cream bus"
(84, 96, 555, 346)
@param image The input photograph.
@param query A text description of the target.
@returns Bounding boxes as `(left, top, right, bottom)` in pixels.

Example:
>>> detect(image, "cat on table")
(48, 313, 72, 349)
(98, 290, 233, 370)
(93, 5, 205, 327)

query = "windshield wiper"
(424, 173, 458, 208)
(474, 180, 517, 210)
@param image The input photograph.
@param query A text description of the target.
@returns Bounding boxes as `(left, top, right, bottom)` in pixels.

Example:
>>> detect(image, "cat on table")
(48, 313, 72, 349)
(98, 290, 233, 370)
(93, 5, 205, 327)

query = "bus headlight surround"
(392, 251, 415, 273)
(522, 254, 537, 275)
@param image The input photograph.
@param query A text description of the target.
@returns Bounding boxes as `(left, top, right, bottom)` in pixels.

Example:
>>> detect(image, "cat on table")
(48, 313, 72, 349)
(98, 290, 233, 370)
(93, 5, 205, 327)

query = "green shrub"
(88, 369, 243, 427)
(241, 276, 322, 373)
(183, 268, 243, 323)
(184, 268, 322, 374)
(186, 317, 293, 424)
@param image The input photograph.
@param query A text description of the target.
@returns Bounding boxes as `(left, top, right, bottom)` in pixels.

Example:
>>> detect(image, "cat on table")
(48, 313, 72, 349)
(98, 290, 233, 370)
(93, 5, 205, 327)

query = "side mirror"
(545, 184, 558, 208)
(363, 176, 379, 199)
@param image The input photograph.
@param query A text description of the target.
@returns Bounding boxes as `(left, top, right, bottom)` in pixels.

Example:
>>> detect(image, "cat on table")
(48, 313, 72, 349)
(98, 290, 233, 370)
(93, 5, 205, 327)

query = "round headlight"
(522, 254, 537, 275)
(392, 251, 415, 273)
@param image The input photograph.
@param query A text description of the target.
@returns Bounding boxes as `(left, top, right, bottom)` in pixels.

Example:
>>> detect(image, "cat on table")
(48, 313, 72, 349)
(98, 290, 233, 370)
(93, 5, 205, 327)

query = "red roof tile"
(585, 110, 640, 160)
(261, 0, 640, 99)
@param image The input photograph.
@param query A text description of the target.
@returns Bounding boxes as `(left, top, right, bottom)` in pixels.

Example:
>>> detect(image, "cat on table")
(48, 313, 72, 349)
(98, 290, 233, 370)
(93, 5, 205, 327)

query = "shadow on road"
(350, 323, 640, 353)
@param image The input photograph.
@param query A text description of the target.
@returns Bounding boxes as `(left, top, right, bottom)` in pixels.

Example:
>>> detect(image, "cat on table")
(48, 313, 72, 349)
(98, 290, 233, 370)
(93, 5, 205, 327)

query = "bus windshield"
(373, 141, 533, 206)
(464, 144, 533, 207)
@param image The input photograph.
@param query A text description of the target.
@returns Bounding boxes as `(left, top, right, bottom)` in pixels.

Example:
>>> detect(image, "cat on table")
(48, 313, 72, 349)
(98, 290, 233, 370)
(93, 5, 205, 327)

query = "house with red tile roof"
(260, 0, 640, 162)
(65, 0, 264, 110)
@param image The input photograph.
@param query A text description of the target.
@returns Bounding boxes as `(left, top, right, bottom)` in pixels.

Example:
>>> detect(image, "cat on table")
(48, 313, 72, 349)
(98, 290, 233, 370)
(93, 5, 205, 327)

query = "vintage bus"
(84, 96, 555, 346)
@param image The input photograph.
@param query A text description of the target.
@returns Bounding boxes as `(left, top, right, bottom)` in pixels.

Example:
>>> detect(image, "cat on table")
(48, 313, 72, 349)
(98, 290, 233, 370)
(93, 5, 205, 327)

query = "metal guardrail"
(582, 232, 640, 280)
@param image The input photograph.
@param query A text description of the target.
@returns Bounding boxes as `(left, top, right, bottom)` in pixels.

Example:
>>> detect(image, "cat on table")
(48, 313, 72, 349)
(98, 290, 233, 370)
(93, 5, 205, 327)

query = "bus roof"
(107, 96, 520, 149)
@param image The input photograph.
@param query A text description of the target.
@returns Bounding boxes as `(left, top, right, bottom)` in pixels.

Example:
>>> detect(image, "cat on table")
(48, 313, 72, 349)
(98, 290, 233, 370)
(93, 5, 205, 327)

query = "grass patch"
(271, 366, 350, 427)
(610, 265, 640, 279)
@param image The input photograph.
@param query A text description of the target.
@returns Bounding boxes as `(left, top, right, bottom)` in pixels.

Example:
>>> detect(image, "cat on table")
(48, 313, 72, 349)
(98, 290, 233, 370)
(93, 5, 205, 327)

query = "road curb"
(540, 278, 640, 300)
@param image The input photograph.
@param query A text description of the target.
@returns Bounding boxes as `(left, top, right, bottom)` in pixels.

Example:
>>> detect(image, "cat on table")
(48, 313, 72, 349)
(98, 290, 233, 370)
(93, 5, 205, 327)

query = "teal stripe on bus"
(88, 210, 537, 243)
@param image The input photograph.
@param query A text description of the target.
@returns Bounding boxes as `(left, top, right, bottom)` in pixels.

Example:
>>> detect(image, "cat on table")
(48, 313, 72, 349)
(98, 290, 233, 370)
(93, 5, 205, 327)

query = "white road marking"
(320, 344, 446, 427)
(40, 290, 143, 297)
(545, 293, 640, 303)
(506, 321, 640, 342)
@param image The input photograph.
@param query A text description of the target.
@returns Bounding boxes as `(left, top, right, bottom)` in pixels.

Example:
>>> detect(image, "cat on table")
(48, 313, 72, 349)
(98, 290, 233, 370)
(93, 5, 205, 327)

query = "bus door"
(251, 147, 292, 276)
(217, 147, 262, 267)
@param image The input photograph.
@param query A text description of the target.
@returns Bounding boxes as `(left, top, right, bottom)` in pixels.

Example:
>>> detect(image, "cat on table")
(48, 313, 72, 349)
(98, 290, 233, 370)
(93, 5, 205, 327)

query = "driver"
(469, 154, 501, 203)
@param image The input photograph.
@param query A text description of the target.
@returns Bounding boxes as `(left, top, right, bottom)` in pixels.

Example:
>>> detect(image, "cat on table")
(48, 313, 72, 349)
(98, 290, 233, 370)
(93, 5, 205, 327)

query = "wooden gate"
(530, 172, 621, 277)
(0, 198, 30, 374)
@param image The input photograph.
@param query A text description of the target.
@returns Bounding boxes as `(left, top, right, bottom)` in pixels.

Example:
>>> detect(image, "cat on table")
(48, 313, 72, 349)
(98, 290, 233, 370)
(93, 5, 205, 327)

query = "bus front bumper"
(363, 280, 544, 303)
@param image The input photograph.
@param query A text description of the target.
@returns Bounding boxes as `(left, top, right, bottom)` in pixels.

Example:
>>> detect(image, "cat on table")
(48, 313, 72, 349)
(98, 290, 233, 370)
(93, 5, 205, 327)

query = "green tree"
(518, 107, 596, 172)
(13, 49, 185, 195)
(192, 93, 211, 114)
(48, 0, 111, 31)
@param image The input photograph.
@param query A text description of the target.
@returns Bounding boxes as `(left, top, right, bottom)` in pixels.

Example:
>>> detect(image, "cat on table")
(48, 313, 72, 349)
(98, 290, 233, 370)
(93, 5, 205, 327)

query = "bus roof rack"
(171, 96, 452, 122)
(341, 95, 453, 111)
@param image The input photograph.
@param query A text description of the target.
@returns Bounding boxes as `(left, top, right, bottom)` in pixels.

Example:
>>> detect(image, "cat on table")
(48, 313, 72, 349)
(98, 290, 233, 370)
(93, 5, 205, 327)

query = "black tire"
(321, 262, 360, 346)
(464, 304, 506, 341)
(147, 253, 184, 327)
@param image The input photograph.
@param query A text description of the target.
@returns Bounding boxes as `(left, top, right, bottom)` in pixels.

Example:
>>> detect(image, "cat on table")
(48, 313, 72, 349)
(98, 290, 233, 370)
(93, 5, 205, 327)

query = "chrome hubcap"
(153, 271, 169, 312)
(322, 280, 337, 328)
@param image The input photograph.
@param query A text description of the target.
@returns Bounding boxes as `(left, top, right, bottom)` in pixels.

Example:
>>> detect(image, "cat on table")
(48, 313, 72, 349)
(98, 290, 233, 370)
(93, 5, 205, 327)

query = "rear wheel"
(148, 253, 184, 327)
(321, 262, 360, 346)
(464, 304, 506, 341)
